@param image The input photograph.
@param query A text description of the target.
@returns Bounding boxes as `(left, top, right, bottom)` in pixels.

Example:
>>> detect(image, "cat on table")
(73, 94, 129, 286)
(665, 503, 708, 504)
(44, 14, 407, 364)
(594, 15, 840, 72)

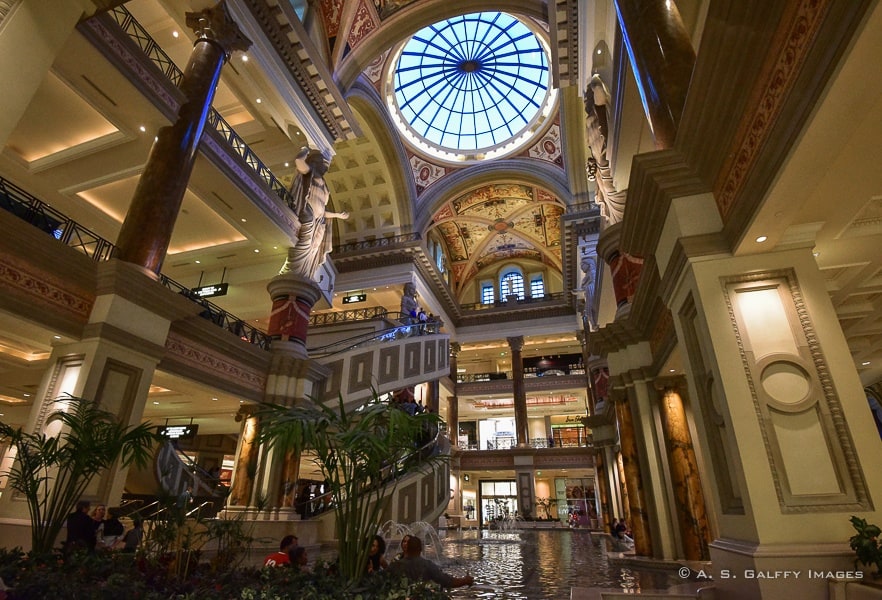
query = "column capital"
(506, 335, 524, 352)
(186, 2, 252, 59)
(450, 341, 461, 356)
(653, 375, 687, 393)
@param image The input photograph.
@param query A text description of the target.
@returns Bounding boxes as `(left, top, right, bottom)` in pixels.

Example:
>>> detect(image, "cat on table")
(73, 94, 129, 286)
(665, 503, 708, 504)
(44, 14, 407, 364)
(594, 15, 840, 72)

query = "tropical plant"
(0, 395, 159, 554)
(258, 392, 445, 584)
(849, 515, 882, 577)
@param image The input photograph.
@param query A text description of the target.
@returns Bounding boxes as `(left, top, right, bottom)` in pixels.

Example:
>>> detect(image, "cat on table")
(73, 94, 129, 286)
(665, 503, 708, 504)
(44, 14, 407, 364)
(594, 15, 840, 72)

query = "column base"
(708, 538, 859, 600)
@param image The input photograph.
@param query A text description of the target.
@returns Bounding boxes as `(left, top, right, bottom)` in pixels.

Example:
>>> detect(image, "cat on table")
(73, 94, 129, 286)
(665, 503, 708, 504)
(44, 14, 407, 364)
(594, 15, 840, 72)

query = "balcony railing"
(309, 306, 389, 327)
(332, 232, 422, 255)
(457, 437, 592, 451)
(459, 291, 569, 313)
(105, 6, 297, 213)
(0, 175, 270, 350)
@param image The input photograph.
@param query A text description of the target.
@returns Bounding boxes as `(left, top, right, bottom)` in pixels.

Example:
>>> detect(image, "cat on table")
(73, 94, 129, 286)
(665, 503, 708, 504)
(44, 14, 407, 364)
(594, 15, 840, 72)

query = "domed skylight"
(387, 12, 556, 163)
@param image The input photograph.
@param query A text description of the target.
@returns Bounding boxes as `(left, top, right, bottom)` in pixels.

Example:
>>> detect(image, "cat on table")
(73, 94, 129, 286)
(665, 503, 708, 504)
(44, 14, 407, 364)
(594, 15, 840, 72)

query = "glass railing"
(104, 6, 297, 213)
(0, 174, 271, 350)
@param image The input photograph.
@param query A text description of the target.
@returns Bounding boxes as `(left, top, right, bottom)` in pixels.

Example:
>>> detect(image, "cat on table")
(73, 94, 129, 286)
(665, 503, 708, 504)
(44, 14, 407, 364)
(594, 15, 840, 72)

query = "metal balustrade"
(308, 305, 389, 326)
(106, 6, 297, 213)
(0, 175, 271, 350)
(332, 232, 422, 255)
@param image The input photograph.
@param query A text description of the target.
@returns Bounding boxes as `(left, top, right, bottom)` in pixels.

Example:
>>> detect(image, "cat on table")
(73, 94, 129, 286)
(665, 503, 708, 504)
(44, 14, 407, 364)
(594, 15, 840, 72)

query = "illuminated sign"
(342, 293, 367, 304)
(192, 283, 229, 298)
(157, 424, 199, 440)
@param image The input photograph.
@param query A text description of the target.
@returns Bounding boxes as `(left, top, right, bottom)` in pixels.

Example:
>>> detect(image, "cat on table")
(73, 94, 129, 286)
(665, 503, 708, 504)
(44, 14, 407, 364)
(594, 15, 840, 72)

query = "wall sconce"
(463, 474, 470, 482)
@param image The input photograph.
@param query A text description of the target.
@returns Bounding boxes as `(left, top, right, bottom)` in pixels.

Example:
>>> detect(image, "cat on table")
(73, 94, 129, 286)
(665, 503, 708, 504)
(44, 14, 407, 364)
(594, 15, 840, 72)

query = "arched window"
(500, 271, 525, 301)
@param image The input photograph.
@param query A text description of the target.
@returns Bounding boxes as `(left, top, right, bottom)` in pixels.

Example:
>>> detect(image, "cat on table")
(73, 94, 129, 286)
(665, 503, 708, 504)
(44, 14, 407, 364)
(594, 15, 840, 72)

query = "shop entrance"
(479, 480, 517, 526)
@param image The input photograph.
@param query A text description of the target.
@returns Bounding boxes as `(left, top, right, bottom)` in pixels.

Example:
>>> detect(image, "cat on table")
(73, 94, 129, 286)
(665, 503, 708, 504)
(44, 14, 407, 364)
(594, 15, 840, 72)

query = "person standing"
(65, 500, 97, 553)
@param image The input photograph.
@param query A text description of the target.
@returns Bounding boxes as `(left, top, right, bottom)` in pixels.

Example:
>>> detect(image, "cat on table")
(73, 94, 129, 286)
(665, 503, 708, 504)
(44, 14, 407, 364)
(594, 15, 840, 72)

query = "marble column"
(613, 0, 696, 149)
(507, 336, 529, 447)
(614, 390, 653, 556)
(426, 379, 440, 414)
(448, 342, 460, 439)
(593, 450, 611, 532)
(115, 3, 251, 274)
(656, 378, 711, 560)
(230, 406, 260, 507)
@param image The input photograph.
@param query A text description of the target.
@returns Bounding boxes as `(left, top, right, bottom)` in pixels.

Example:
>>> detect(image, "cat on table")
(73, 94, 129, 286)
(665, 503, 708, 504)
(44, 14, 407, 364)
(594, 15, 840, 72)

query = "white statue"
(280, 147, 349, 279)
(581, 255, 598, 332)
(585, 74, 626, 225)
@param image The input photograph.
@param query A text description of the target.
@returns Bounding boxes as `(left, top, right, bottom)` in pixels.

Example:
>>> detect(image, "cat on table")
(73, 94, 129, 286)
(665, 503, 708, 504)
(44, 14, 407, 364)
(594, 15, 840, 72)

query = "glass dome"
(387, 12, 556, 163)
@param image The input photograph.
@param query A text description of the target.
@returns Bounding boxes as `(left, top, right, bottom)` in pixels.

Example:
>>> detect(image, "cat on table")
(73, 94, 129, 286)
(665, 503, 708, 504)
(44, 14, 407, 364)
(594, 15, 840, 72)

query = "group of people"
(262, 534, 309, 570)
(368, 533, 473, 588)
(399, 283, 438, 335)
(65, 500, 143, 554)
(263, 532, 473, 589)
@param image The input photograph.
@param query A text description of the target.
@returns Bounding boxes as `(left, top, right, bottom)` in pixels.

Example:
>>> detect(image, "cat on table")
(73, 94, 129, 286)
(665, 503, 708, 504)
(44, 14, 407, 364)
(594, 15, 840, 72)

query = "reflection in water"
(435, 529, 676, 599)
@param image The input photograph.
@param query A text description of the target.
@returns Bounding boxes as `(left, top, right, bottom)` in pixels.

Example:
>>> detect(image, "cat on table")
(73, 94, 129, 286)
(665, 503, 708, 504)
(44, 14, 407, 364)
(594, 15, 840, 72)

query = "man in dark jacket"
(65, 500, 97, 552)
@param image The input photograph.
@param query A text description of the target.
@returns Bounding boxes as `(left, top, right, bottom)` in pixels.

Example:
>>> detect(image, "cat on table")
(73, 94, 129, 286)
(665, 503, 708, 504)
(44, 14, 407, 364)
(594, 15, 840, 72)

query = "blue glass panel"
(393, 12, 549, 153)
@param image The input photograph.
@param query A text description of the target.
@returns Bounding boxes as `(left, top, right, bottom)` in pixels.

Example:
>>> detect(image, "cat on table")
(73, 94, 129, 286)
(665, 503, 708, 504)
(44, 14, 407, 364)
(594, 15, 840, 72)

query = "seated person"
(388, 535, 473, 588)
(289, 545, 309, 572)
(366, 534, 388, 574)
(264, 534, 297, 567)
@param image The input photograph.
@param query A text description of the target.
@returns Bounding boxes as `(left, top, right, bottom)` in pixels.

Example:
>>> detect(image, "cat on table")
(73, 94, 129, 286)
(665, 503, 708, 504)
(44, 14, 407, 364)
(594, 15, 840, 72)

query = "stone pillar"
(230, 405, 260, 507)
(0, 0, 89, 147)
(426, 379, 440, 413)
(613, 0, 696, 149)
(593, 450, 611, 532)
(447, 396, 458, 442)
(115, 3, 251, 274)
(655, 378, 711, 561)
(448, 342, 460, 439)
(597, 222, 644, 314)
(266, 272, 324, 358)
(507, 335, 529, 447)
(614, 390, 653, 556)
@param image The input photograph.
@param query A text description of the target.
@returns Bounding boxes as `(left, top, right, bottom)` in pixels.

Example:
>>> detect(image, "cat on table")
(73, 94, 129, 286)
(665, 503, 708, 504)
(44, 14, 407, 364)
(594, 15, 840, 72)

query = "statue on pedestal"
(280, 147, 349, 280)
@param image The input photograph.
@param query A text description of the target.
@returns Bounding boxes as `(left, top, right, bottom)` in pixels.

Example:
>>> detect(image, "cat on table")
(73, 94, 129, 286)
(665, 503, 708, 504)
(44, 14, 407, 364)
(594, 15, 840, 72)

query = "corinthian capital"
(186, 2, 252, 58)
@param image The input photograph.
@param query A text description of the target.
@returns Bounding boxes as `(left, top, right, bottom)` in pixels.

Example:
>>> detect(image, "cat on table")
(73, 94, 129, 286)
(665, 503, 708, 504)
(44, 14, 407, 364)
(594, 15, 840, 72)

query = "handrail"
(332, 232, 422, 255)
(307, 320, 435, 356)
(0, 177, 115, 261)
(105, 6, 297, 213)
(299, 418, 445, 520)
(0, 174, 273, 350)
(309, 306, 389, 327)
(459, 291, 569, 312)
(159, 276, 272, 350)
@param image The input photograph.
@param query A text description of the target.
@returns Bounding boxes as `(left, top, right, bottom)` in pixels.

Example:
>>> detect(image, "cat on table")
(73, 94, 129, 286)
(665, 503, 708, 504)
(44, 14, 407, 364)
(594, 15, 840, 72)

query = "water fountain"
(377, 520, 445, 561)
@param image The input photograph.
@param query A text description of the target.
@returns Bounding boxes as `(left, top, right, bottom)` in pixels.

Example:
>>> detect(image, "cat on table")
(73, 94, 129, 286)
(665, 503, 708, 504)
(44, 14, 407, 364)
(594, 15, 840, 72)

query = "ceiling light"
(253, 248, 260, 253)
(596, 48, 602, 55)
(212, 397, 218, 401)
(273, 246, 278, 250)
(755, 235, 768, 243)
(242, 54, 249, 62)
(195, 260, 201, 264)
(284, 162, 289, 167)
(256, 98, 262, 104)
(813, 250, 820, 257)
(669, 369, 675, 373)
(239, 400, 244, 403)
(241, 218, 247, 222)
(0, 414, 4, 417)
(172, 30, 179, 38)
(862, 361, 871, 366)
(153, 401, 160, 405)
(139, 125, 146, 133)
(23, 393, 31, 397)
(53, 335, 61, 339)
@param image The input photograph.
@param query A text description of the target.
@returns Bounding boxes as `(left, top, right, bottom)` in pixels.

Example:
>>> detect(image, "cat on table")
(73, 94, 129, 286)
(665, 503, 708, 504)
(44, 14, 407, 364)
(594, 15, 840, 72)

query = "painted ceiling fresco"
(430, 184, 564, 295)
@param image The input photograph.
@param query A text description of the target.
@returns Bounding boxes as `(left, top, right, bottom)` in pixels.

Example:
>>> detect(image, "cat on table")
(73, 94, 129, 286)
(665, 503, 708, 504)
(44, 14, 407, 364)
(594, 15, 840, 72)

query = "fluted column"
(613, 0, 696, 149)
(507, 336, 529, 447)
(656, 378, 711, 560)
(614, 390, 653, 556)
(115, 3, 251, 273)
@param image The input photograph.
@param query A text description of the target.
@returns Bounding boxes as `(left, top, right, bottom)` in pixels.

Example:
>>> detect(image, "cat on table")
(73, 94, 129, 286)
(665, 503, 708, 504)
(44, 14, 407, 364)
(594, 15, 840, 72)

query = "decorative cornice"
(0, 256, 92, 320)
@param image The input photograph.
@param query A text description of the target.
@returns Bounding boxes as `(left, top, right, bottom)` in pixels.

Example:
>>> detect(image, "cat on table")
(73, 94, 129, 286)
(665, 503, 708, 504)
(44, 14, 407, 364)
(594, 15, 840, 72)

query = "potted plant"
(848, 515, 882, 578)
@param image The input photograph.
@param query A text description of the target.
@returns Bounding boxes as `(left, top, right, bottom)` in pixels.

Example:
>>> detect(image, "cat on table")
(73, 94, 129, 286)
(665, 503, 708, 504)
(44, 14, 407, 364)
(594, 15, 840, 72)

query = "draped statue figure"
(581, 255, 598, 332)
(280, 147, 349, 280)
(585, 74, 627, 225)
